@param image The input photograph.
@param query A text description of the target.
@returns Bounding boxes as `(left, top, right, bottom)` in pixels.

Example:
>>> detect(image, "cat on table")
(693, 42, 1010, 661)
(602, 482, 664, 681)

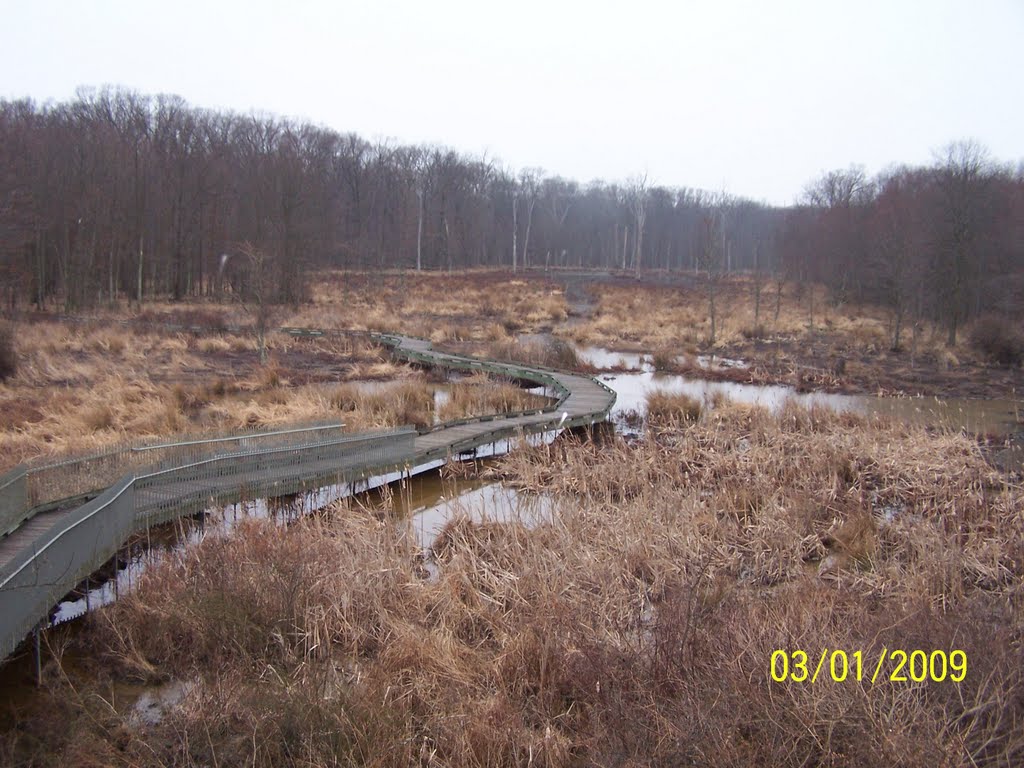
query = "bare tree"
(518, 168, 541, 269)
(930, 140, 994, 346)
(628, 174, 649, 275)
(801, 165, 873, 304)
(697, 199, 726, 346)
(225, 242, 278, 365)
(5, 90, 1023, 325)
(401, 146, 433, 272)
(541, 177, 575, 269)
(752, 237, 765, 330)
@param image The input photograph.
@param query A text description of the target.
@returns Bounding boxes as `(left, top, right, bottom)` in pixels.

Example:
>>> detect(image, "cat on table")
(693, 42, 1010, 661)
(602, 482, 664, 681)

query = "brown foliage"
(23, 402, 1017, 767)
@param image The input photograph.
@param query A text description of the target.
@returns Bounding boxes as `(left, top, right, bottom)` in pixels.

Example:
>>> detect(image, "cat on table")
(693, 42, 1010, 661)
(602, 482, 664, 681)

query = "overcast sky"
(1, 0, 1021, 205)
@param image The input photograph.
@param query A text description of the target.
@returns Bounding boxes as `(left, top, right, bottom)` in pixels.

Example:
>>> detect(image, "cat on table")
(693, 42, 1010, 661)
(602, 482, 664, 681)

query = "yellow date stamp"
(770, 648, 967, 684)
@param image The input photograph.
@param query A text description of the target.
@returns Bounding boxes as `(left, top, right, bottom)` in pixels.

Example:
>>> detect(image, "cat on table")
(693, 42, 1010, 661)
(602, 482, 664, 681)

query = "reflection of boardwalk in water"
(0, 332, 615, 661)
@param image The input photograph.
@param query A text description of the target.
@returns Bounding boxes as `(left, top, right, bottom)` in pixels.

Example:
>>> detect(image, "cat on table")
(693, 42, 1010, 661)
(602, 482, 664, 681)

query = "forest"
(1, 87, 1022, 347)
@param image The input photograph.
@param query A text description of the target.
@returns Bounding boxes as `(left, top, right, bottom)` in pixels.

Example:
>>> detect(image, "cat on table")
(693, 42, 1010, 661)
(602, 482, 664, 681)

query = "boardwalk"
(383, 335, 616, 462)
(0, 333, 615, 661)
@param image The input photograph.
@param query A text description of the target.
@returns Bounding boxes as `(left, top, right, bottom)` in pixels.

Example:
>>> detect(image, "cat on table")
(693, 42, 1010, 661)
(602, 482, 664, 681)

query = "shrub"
(645, 389, 702, 425)
(650, 349, 677, 372)
(970, 316, 1024, 366)
(543, 337, 581, 369)
(0, 322, 16, 381)
(81, 404, 116, 432)
(740, 323, 767, 340)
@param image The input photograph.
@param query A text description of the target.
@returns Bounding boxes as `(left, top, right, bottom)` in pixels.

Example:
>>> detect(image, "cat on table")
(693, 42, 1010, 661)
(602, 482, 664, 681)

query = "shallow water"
(600, 369, 1020, 436)
(8, 431, 562, 728)
(569, 337, 1021, 437)
(694, 353, 749, 371)
(577, 346, 649, 371)
(375, 471, 553, 550)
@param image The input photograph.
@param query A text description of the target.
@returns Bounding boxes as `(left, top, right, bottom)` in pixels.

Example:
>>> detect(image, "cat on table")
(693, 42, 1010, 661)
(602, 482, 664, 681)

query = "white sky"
(2, 0, 1022, 205)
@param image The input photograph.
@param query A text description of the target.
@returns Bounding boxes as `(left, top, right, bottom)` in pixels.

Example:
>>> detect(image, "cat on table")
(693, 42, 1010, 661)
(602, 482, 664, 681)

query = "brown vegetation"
(9, 401, 1019, 766)
(438, 374, 550, 422)
(561, 275, 1024, 399)
(0, 311, 552, 471)
(284, 271, 569, 339)
(464, 336, 585, 372)
(644, 389, 702, 425)
(970, 316, 1024, 367)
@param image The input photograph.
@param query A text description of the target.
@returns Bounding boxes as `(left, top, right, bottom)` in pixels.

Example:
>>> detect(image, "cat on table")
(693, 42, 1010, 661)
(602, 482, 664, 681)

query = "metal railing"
(0, 420, 350, 537)
(0, 329, 615, 661)
(0, 427, 415, 659)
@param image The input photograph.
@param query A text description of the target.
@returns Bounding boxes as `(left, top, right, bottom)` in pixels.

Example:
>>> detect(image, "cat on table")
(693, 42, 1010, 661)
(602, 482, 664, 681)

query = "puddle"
(695, 354, 749, 371)
(49, 428, 563, 626)
(573, 345, 749, 374)
(600, 369, 1021, 437)
(433, 388, 450, 424)
(565, 341, 1019, 437)
(577, 346, 649, 371)
(385, 473, 553, 550)
(516, 332, 556, 346)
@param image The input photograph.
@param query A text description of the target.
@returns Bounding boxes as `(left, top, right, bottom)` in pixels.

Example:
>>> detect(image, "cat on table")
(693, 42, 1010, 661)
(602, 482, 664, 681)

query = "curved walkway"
(0, 332, 615, 661)
(378, 334, 616, 462)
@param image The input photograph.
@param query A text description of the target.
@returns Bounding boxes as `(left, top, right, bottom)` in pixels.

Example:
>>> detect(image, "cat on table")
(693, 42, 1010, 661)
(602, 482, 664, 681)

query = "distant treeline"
(0, 88, 1021, 343)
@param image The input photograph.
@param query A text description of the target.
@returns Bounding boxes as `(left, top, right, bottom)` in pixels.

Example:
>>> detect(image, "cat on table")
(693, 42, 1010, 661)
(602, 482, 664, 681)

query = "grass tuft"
(645, 389, 702, 425)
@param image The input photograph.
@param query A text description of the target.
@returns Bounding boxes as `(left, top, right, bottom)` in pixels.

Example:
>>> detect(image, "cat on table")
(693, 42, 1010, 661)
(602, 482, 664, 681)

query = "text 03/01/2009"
(769, 649, 967, 684)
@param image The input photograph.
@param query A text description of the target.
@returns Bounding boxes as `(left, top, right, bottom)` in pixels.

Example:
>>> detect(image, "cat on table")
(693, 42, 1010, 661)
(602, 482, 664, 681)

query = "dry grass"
(645, 389, 703, 426)
(12, 400, 1018, 766)
(438, 374, 550, 422)
(327, 380, 436, 431)
(564, 275, 996, 365)
(0, 271, 569, 467)
(282, 271, 569, 339)
(467, 337, 586, 371)
(0, 320, 409, 470)
(559, 275, 1024, 398)
(562, 279, 879, 351)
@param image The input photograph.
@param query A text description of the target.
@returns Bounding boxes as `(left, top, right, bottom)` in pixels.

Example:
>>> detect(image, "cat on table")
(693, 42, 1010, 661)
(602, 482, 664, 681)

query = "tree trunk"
(512, 196, 518, 273)
(634, 210, 644, 276)
(807, 279, 814, 332)
(622, 226, 629, 271)
(416, 188, 423, 271)
(444, 216, 452, 276)
(522, 197, 535, 269)
(137, 237, 144, 307)
(708, 274, 717, 346)
(891, 307, 903, 352)
(753, 242, 761, 327)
